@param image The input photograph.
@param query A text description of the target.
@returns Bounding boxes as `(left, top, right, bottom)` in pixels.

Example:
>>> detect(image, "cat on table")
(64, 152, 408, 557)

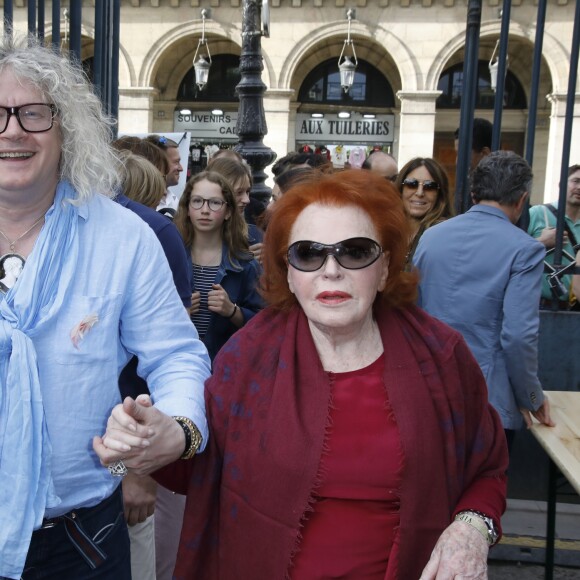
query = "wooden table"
(530, 391, 580, 580)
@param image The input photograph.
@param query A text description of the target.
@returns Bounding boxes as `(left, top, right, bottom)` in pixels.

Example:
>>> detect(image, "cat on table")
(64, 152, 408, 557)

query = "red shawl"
(156, 304, 508, 579)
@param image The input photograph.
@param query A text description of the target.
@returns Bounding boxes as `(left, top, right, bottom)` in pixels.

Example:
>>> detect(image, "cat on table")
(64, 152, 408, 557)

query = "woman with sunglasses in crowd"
(174, 170, 263, 362)
(395, 157, 454, 264)
(140, 170, 508, 579)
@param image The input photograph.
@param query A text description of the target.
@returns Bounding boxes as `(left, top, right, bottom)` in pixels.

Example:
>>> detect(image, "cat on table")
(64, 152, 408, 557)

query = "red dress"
(291, 355, 403, 579)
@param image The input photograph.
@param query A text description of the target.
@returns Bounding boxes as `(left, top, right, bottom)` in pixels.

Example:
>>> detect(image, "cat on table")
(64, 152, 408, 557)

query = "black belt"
(539, 298, 571, 311)
(38, 487, 121, 570)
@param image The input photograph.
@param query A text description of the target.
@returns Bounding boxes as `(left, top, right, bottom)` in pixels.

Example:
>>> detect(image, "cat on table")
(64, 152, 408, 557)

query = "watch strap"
(454, 510, 498, 546)
(173, 416, 203, 460)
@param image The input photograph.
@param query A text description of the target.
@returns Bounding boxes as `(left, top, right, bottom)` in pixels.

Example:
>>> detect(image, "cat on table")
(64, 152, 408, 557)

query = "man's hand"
(521, 397, 555, 429)
(122, 473, 158, 526)
(537, 227, 569, 249)
(419, 521, 488, 580)
(93, 395, 186, 476)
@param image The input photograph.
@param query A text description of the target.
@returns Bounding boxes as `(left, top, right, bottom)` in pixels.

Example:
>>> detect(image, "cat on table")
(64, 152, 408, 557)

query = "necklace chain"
(0, 214, 46, 253)
(192, 248, 222, 269)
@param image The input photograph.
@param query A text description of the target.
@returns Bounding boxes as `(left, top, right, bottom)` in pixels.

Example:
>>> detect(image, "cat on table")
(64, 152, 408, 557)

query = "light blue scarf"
(0, 181, 79, 579)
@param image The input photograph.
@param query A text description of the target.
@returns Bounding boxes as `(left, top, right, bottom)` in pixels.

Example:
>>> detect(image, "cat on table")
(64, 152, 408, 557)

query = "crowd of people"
(0, 35, 577, 580)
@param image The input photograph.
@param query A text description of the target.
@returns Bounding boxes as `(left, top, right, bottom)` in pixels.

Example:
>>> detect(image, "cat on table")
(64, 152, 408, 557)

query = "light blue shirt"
(413, 205, 545, 430)
(4, 190, 210, 519)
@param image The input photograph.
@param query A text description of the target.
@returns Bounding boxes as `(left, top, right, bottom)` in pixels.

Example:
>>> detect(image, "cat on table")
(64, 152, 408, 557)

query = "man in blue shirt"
(0, 38, 209, 579)
(414, 152, 553, 452)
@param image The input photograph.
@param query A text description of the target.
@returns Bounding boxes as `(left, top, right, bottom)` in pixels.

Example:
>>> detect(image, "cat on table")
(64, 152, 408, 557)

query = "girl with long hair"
(175, 171, 263, 361)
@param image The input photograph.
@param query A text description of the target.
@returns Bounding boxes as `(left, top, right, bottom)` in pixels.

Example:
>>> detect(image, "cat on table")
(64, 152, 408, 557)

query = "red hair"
(261, 169, 418, 310)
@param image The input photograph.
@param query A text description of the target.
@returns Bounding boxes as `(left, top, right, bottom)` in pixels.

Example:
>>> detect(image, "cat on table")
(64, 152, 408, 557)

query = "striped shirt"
(191, 264, 220, 338)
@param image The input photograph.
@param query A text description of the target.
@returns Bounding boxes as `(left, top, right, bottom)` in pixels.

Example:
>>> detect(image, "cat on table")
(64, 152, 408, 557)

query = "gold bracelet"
(173, 416, 203, 460)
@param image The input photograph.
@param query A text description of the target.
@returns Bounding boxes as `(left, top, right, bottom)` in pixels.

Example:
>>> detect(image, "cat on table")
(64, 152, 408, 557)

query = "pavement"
(486, 498, 580, 579)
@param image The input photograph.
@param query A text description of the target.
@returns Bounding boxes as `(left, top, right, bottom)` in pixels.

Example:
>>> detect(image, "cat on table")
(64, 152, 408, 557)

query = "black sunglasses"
(402, 178, 439, 192)
(287, 237, 383, 272)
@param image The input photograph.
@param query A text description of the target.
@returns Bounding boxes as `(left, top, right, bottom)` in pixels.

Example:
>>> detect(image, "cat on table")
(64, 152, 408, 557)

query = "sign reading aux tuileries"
(295, 114, 395, 144)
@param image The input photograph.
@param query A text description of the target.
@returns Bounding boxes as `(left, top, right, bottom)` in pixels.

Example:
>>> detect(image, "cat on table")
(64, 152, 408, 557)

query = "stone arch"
(426, 21, 570, 102)
(140, 21, 275, 99)
(278, 21, 415, 98)
(44, 25, 135, 88)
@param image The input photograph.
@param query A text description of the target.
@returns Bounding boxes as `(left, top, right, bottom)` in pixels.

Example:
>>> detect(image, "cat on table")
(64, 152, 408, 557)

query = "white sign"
(173, 111, 238, 140)
(295, 114, 395, 144)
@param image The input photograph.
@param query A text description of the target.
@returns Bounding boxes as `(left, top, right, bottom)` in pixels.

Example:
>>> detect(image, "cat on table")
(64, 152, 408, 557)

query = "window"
(437, 60, 527, 109)
(177, 54, 241, 102)
(298, 59, 395, 107)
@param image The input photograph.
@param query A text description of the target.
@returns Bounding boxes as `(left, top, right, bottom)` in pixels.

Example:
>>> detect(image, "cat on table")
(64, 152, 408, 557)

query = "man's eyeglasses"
(189, 197, 228, 212)
(402, 178, 439, 192)
(0, 103, 57, 134)
(287, 237, 383, 272)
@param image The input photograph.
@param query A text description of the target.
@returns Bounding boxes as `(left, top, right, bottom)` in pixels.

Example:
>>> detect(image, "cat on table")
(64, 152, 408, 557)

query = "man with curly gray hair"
(0, 37, 210, 579)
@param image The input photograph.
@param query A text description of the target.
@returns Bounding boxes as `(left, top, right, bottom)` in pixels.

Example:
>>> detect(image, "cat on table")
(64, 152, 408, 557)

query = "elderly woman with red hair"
(116, 170, 508, 579)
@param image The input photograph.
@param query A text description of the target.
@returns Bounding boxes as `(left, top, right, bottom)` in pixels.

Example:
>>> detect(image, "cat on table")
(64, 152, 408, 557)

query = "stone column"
(545, 92, 580, 201)
(118, 87, 159, 134)
(262, 89, 294, 175)
(396, 90, 441, 166)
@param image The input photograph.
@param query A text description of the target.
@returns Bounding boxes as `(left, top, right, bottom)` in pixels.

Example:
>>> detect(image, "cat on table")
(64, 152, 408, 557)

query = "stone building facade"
(4, 0, 579, 202)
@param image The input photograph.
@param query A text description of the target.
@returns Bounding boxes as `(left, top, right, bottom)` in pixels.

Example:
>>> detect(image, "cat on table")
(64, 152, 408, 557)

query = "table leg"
(545, 458, 557, 580)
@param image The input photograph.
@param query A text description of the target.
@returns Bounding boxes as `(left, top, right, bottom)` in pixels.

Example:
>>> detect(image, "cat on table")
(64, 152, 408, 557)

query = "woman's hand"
(93, 395, 185, 476)
(208, 284, 234, 317)
(190, 291, 201, 315)
(419, 521, 489, 580)
(249, 242, 264, 264)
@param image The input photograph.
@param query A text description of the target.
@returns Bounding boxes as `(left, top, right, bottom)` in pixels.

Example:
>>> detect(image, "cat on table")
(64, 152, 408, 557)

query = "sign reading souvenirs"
(174, 111, 238, 140)
(295, 114, 395, 144)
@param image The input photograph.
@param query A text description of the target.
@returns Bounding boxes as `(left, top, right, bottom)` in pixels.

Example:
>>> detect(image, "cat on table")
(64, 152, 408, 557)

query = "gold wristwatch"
(173, 416, 203, 460)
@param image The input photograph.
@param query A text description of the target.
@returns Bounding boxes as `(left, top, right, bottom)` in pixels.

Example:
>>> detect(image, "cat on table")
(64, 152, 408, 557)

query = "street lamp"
(193, 9, 212, 91)
(488, 39, 508, 92)
(234, 0, 276, 223)
(338, 8, 358, 93)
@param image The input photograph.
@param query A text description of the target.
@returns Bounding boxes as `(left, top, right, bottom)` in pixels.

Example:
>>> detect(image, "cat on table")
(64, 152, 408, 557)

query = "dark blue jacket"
(198, 245, 263, 362)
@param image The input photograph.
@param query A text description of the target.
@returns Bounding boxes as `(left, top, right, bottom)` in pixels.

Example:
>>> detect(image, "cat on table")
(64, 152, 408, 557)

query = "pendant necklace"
(0, 213, 46, 294)
(192, 248, 222, 272)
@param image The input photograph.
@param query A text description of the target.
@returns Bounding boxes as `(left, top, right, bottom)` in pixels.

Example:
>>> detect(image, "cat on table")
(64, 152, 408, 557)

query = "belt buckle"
(41, 517, 59, 529)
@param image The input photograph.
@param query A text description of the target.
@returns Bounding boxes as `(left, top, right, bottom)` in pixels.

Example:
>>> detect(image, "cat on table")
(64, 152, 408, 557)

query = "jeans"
(17, 487, 131, 580)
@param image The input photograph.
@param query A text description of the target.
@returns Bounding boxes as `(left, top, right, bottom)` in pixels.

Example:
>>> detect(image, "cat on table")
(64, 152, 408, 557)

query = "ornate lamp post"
(234, 0, 276, 223)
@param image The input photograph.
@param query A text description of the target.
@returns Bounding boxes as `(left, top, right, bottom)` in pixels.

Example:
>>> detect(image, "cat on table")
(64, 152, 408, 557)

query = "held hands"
(93, 395, 185, 476)
(419, 521, 488, 580)
(208, 284, 235, 317)
(520, 397, 555, 429)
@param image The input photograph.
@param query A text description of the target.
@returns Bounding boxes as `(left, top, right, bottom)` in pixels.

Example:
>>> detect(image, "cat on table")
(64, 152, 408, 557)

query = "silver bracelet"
(454, 510, 498, 546)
